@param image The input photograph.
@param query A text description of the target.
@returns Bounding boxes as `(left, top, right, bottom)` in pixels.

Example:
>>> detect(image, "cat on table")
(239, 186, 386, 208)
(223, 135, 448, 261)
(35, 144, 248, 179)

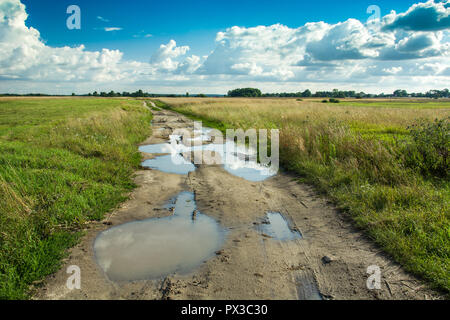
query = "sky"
(0, 0, 449, 94)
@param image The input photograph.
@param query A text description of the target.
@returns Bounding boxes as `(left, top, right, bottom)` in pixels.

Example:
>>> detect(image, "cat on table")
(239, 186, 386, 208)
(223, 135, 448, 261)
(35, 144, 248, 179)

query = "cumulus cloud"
(306, 19, 381, 61)
(383, 0, 450, 31)
(197, 23, 322, 79)
(175, 55, 203, 74)
(196, 5, 449, 82)
(150, 40, 190, 71)
(0, 0, 147, 82)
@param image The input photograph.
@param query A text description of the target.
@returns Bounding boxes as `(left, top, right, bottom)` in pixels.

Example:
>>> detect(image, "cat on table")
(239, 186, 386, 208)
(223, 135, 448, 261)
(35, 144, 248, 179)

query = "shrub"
(402, 117, 449, 178)
(329, 98, 340, 103)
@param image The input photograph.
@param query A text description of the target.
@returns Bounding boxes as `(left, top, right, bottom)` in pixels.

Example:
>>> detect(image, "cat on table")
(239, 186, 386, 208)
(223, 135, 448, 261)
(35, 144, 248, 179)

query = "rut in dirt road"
(34, 101, 442, 300)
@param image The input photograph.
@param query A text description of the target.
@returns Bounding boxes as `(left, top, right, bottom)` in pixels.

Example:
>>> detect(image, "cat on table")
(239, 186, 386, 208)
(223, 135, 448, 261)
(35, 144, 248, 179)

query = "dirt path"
(34, 101, 442, 300)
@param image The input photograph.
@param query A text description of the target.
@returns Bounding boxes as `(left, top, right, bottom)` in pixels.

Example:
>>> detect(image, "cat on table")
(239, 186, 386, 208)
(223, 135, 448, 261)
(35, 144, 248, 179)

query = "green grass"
(156, 98, 449, 294)
(0, 98, 152, 299)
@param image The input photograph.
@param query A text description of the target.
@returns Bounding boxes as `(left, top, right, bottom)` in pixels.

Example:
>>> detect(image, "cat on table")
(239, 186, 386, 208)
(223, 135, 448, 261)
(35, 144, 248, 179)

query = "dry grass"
(159, 97, 449, 129)
(157, 97, 450, 293)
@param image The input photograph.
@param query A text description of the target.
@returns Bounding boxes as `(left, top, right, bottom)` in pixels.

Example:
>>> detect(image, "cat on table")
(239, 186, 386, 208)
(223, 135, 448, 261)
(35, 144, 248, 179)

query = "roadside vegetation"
(155, 97, 450, 293)
(0, 98, 152, 299)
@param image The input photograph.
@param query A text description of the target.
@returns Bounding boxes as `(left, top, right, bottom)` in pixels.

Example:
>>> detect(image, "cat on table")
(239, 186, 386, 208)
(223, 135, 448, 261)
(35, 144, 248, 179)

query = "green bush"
(228, 88, 262, 97)
(403, 117, 449, 178)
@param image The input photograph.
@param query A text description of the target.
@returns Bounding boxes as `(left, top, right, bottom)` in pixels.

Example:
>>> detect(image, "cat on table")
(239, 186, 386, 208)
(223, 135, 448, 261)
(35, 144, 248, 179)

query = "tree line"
(227, 88, 450, 99)
(2, 88, 449, 99)
(85, 90, 209, 98)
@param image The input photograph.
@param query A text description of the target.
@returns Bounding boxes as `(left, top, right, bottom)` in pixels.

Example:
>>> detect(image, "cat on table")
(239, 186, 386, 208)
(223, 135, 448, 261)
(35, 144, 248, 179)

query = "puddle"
(139, 143, 173, 154)
(139, 126, 277, 181)
(223, 156, 275, 182)
(260, 212, 302, 241)
(94, 192, 226, 281)
(190, 127, 214, 143)
(141, 154, 196, 175)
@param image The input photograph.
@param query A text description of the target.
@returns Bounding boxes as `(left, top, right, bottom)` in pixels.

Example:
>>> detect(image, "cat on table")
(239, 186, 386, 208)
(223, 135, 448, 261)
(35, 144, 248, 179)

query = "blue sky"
(1, 0, 449, 94)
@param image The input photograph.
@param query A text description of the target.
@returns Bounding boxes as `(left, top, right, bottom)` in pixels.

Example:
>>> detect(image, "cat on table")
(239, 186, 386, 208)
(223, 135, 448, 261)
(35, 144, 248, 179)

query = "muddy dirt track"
(34, 102, 442, 300)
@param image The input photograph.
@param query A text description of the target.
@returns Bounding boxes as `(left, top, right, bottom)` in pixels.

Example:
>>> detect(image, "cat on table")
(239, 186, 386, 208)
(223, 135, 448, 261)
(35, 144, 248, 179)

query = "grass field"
(155, 97, 450, 293)
(0, 98, 152, 299)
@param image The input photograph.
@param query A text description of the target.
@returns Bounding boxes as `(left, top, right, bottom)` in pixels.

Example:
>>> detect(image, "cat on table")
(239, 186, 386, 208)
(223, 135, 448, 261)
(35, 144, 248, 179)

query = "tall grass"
(157, 98, 450, 293)
(0, 98, 152, 299)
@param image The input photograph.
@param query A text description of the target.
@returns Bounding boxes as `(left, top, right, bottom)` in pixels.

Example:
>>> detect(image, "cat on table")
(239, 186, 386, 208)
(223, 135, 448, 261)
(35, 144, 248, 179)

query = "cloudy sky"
(0, 0, 449, 94)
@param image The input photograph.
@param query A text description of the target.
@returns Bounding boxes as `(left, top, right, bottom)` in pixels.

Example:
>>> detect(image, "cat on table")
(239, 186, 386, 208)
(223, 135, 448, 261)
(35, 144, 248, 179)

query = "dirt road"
(34, 102, 441, 300)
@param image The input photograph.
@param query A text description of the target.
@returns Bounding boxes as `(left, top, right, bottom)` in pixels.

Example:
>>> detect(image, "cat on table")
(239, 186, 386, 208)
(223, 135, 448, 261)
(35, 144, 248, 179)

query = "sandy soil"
(33, 102, 443, 300)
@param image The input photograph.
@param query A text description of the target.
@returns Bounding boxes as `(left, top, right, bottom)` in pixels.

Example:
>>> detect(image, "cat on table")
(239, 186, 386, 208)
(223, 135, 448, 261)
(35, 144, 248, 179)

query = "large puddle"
(260, 212, 302, 241)
(139, 125, 277, 182)
(94, 192, 226, 281)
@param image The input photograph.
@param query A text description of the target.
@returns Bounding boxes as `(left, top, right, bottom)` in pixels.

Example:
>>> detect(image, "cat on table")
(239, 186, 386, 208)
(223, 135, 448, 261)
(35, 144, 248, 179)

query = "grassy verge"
(155, 98, 449, 294)
(0, 98, 152, 299)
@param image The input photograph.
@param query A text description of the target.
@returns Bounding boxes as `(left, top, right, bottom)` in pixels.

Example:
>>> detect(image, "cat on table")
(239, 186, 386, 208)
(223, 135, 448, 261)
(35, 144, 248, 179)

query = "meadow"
(156, 97, 450, 293)
(0, 98, 152, 299)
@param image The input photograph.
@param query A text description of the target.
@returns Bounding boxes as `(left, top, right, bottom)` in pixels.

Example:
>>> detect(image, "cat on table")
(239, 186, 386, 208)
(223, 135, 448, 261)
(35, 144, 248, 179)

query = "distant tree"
(197, 93, 207, 98)
(93, 91, 99, 97)
(71, 93, 75, 96)
(394, 89, 408, 97)
(301, 89, 312, 97)
(228, 88, 262, 97)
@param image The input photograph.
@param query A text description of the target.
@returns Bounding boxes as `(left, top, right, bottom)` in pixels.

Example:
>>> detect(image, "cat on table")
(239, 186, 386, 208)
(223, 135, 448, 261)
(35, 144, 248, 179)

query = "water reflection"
(94, 192, 226, 281)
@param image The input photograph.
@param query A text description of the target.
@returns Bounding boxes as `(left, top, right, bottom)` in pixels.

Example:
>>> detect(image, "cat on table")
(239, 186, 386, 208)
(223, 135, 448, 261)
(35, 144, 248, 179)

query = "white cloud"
(383, 66, 403, 74)
(0, 0, 148, 83)
(306, 19, 381, 61)
(104, 27, 122, 32)
(382, 0, 450, 31)
(150, 40, 191, 71)
(196, 13, 449, 86)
